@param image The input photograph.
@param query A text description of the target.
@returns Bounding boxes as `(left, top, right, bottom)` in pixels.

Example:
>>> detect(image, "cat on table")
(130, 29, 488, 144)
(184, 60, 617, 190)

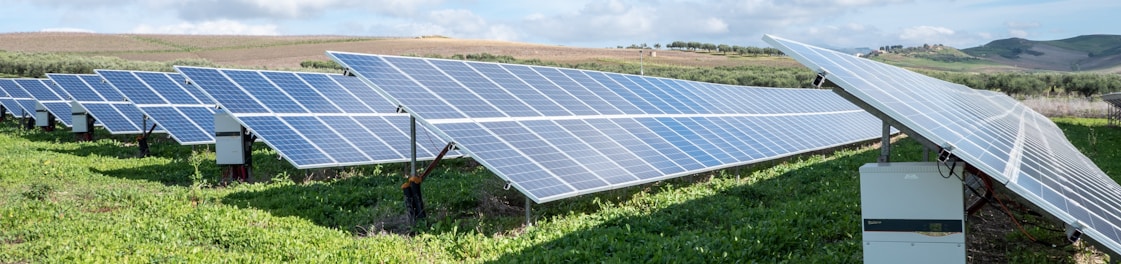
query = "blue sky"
(1, 0, 1118, 49)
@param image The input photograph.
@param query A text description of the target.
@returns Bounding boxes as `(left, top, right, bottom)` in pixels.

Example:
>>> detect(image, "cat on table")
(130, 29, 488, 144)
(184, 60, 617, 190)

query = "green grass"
(1, 117, 1118, 262)
(869, 53, 1009, 72)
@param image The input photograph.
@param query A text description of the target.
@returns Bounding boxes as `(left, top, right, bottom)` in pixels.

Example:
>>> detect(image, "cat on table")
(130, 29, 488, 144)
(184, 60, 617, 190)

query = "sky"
(1, 0, 1118, 49)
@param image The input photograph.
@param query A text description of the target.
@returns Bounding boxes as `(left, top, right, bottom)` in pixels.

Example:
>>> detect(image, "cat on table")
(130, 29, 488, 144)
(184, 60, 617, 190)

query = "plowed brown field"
(0, 32, 795, 69)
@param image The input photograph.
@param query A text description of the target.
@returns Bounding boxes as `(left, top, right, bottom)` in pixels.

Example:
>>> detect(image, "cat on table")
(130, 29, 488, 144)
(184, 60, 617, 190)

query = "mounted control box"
(71, 101, 89, 133)
(214, 111, 245, 165)
(860, 162, 965, 264)
(35, 103, 50, 126)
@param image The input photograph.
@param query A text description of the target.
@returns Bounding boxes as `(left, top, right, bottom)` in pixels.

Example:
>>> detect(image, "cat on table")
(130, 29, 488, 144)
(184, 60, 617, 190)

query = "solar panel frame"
(328, 51, 888, 203)
(96, 70, 214, 145)
(764, 34, 1121, 257)
(13, 79, 73, 127)
(174, 66, 456, 169)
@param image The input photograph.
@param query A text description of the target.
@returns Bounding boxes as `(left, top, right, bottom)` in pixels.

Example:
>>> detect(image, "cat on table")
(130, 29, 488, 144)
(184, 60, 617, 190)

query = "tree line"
(664, 41, 783, 56)
(0, 51, 215, 77)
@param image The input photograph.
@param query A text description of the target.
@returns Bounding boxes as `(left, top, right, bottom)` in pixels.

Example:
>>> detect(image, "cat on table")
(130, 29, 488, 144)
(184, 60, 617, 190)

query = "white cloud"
(385, 9, 519, 41)
(700, 18, 729, 34)
(899, 26, 955, 41)
(131, 20, 279, 35)
(40, 27, 96, 33)
(1009, 29, 1029, 38)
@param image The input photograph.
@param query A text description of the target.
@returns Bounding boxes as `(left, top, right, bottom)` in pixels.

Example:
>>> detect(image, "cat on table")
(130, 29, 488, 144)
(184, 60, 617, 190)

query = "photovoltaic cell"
(47, 74, 158, 134)
(174, 66, 454, 169)
(328, 51, 886, 203)
(764, 34, 1121, 257)
(97, 70, 214, 145)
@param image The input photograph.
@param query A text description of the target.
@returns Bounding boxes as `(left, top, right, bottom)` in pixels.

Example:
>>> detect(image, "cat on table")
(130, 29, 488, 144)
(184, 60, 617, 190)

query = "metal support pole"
(878, 121, 891, 163)
(525, 196, 532, 227)
(410, 116, 417, 176)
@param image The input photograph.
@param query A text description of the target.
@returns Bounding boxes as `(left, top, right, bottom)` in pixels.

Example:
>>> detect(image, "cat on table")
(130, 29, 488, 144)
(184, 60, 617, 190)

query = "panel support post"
(0, 105, 5, 122)
(23, 109, 34, 130)
(878, 121, 891, 163)
(525, 196, 533, 227)
(410, 116, 417, 177)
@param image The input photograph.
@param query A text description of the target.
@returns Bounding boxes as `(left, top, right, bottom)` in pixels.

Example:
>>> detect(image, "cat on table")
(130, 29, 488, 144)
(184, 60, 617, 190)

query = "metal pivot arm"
(137, 122, 158, 158)
(402, 142, 457, 223)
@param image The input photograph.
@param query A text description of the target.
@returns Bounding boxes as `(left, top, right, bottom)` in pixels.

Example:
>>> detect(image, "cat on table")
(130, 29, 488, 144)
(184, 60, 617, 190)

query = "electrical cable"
(982, 172, 1039, 242)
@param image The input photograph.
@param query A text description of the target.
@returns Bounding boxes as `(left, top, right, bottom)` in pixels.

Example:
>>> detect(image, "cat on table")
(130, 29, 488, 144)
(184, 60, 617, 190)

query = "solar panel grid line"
(15, 79, 74, 127)
(47, 74, 152, 134)
(764, 34, 1121, 256)
(403, 59, 518, 118)
(214, 70, 373, 164)
(327, 75, 400, 113)
(96, 70, 211, 144)
(271, 73, 404, 163)
(176, 66, 455, 168)
(427, 60, 527, 118)
(135, 72, 203, 105)
(311, 75, 378, 114)
(330, 51, 888, 202)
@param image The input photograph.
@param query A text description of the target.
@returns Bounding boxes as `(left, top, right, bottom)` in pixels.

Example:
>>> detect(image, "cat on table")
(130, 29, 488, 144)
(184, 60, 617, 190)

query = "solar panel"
(328, 51, 886, 203)
(47, 74, 160, 134)
(174, 66, 454, 168)
(13, 79, 73, 127)
(96, 70, 212, 145)
(0, 79, 27, 117)
(0, 79, 39, 118)
(1105, 93, 1121, 127)
(764, 34, 1121, 257)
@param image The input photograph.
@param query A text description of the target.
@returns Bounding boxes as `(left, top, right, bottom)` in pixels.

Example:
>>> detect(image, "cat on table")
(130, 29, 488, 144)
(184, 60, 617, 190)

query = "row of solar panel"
(764, 34, 1121, 258)
(325, 52, 887, 202)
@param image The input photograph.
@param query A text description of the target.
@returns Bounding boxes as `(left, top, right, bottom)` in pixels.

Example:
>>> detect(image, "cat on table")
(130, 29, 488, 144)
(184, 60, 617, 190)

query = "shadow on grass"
(484, 139, 927, 263)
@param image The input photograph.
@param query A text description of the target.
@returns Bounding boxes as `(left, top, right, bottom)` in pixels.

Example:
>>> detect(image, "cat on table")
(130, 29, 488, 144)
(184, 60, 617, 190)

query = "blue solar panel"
(0, 79, 25, 117)
(48, 74, 157, 134)
(13, 79, 73, 127)
(175, 66, 455, 169)
(329, 51, 886, 203)
(96, 70, 215, 145)
(764, 34, 1121, 258)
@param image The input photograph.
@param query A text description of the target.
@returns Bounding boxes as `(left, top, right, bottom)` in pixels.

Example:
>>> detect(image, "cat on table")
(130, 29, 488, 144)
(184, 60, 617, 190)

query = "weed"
(21, 183, 53, 201)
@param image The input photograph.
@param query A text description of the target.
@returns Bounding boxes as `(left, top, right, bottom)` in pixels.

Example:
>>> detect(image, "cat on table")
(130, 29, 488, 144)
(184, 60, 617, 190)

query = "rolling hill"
(963, 34, 1121, 72)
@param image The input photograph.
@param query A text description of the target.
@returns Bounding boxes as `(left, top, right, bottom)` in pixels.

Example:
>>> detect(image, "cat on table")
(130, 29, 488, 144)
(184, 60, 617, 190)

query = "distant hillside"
(963, 34, 1121, 71)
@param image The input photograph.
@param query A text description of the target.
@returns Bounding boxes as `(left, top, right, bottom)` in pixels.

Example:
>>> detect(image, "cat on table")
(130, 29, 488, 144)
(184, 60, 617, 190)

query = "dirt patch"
(966, 191, 1108, 263)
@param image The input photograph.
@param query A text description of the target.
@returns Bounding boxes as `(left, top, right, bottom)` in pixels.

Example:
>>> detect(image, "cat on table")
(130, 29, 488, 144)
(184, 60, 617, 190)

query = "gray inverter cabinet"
(214, 111, 245, 165)
(70, 101, 89, 133)
(860, 162, 965, 264)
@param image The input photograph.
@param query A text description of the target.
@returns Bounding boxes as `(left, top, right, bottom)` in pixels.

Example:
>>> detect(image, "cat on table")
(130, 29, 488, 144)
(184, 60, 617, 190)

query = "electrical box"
(860, 162, 965, 264)
(214, 111, 245, 165)
(34, 103, 50, 126)
(71, 101, 89, 133)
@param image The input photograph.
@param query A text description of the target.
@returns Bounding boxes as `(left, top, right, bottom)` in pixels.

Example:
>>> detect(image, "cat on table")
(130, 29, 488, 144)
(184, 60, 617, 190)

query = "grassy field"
(0, 116, 1117, 262)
